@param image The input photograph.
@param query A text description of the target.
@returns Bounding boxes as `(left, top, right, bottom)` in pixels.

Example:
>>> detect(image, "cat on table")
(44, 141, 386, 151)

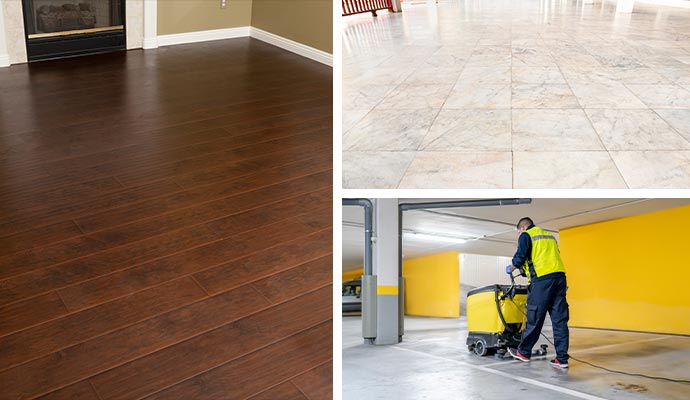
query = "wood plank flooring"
(0, 38, 332, 399)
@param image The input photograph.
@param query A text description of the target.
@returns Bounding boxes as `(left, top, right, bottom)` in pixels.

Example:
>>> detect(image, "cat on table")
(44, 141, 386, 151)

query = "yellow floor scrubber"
(466, 271, 547, 359)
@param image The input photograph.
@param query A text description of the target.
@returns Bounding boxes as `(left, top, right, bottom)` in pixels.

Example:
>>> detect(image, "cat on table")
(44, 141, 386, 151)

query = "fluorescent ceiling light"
(405, 232, 467, 244)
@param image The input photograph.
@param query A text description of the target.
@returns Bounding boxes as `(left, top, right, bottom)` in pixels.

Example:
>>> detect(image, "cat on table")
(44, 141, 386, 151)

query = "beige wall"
(251, 0, 332, 53)
(158, 0, 253, 36)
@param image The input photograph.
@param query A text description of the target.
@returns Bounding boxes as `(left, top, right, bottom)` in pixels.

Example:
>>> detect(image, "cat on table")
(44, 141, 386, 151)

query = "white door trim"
(0, 2, 10, 67)
(143, 0, 158, 49)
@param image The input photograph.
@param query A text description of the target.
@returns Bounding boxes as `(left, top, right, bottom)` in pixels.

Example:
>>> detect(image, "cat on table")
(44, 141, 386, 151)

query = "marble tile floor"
(342, 0, 690, 188)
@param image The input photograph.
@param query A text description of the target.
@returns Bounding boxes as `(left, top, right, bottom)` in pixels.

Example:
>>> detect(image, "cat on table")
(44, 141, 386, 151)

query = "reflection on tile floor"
(344, 316, 690, 400)
(342, 0, 690, 188)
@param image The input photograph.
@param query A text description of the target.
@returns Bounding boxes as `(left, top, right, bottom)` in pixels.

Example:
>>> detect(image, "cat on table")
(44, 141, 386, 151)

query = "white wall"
(460, 253, 524, 288)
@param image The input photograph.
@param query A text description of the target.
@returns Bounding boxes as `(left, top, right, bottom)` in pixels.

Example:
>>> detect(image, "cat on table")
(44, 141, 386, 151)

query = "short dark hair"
(517, 217, 534, 230)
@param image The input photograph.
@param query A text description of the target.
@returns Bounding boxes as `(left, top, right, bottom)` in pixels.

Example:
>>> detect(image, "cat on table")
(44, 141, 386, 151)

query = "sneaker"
(549, 358, 569, 369)
(507, 348, 530, 362)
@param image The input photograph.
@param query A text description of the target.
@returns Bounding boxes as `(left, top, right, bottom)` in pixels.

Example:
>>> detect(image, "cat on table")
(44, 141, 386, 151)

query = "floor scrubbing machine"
(466, 270, 548, 359)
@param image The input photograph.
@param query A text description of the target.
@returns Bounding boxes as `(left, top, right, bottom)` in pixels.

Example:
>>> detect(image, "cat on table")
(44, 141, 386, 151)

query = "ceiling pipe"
(342, 198, 373, 276)
(398, 199, 532, 277)
(399, 198, 532, 211)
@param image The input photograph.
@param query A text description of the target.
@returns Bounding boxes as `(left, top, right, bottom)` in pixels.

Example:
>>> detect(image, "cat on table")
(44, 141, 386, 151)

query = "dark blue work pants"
(518, 274, 569, 362)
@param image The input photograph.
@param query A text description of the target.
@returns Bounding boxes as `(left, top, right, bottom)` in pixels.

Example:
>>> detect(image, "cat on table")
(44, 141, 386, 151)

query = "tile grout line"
(553, 45, 631, 189)
(396, 44, 472, 188)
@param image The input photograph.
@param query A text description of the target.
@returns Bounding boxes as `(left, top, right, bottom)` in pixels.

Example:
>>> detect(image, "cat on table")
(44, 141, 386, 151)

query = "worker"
(506, 217, 569, 369)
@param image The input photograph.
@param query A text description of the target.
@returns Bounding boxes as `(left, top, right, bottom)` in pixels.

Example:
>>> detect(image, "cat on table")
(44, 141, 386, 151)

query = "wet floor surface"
(343, 315, 690, 399)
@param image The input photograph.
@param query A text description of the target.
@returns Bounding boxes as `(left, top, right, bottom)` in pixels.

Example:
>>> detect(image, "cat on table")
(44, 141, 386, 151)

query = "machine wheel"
(473, 339, 488, 357)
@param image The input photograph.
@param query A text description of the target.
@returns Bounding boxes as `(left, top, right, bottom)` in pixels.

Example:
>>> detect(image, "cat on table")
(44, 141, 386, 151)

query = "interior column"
(373, 198, 402, 345)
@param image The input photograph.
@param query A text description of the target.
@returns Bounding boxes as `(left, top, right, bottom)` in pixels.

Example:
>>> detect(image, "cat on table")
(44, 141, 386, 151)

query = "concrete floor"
(343, 315, 690, 399)
(342, 0, 690, 189)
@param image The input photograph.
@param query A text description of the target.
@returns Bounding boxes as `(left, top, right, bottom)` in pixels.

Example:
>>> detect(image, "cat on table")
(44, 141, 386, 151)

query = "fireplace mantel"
(0, 0, 157, 66)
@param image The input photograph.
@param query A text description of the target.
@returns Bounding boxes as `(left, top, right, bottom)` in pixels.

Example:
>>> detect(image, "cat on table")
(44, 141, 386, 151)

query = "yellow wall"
(251, 0, 333, 53)
(403, 252, 460, 318)
(341, 252, 460, 318)
(342, 268, 363, 282)
(158, 0, 253, 36)
(560, 204, 690, 335)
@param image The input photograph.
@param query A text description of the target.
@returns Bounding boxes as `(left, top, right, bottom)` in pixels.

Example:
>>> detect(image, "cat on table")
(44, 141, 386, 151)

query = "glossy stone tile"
(586, 109, 690, 151)
(342, 151, 416, 189)
(569, 82, 647, 109)
(341, 0, 690, 188)
(343, 109, 438, 151)
(610, 151, 690, 188)
(444, 83, 511, 109)
(511, 49, 557, 68)
(608, 66, 670, 84)
(626, 84, 690, 108)
(654, 108, 690, 141)
(424, 48, 472, 68)
(511, 84, 580, 109)
(342, 85, 395, 111)
(560, 68, 621, 86)
(420, 109, 511, 151)
(403, 67, 463, 85)
(342, 109, 371, 134)
(464, 54, 511, 68)
(512, 109, 604, 151)
(513, 151, 628, 189)
(399, 152, 512, 188)
(378, 84, 453, 110)
(511, 66, 566, 84)
(346, 66, 413, 87)
(457, 65, 511, 85)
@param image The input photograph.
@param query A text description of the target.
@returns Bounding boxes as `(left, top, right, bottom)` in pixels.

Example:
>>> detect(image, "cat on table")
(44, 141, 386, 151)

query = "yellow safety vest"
(523, 226, 566, 280)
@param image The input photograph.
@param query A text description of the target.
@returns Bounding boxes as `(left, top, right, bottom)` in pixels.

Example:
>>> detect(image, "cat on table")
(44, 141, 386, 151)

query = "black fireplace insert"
(22, 0, 126, 61)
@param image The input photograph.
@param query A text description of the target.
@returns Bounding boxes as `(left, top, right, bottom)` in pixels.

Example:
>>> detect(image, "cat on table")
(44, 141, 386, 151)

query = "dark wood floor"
(0, 38, 332, 399)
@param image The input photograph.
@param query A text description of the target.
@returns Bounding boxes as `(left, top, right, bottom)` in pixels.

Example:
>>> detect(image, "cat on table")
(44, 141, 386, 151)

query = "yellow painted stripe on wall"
(377, 285, 399, 295)
(342, 268, 363, 282)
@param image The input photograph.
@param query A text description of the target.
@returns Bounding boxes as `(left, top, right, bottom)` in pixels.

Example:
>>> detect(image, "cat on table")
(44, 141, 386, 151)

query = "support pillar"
(373, 198, 402, 345)
(391, 0, 403, 13)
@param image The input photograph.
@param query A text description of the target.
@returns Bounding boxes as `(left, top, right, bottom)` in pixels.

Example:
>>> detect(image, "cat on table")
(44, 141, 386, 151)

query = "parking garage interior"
(342, 198, 690, 399)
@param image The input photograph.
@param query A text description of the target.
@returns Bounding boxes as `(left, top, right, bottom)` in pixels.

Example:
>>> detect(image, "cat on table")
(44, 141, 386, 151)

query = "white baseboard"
(157, 26, 250, 47)
(250, 27, 333, 67)
(142, 37, 159, 49)
(0, 54, 10, 68)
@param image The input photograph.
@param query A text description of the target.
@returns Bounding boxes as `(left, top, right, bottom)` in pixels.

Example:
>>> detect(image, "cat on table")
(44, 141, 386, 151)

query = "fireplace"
(22, 0, 126, 61)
